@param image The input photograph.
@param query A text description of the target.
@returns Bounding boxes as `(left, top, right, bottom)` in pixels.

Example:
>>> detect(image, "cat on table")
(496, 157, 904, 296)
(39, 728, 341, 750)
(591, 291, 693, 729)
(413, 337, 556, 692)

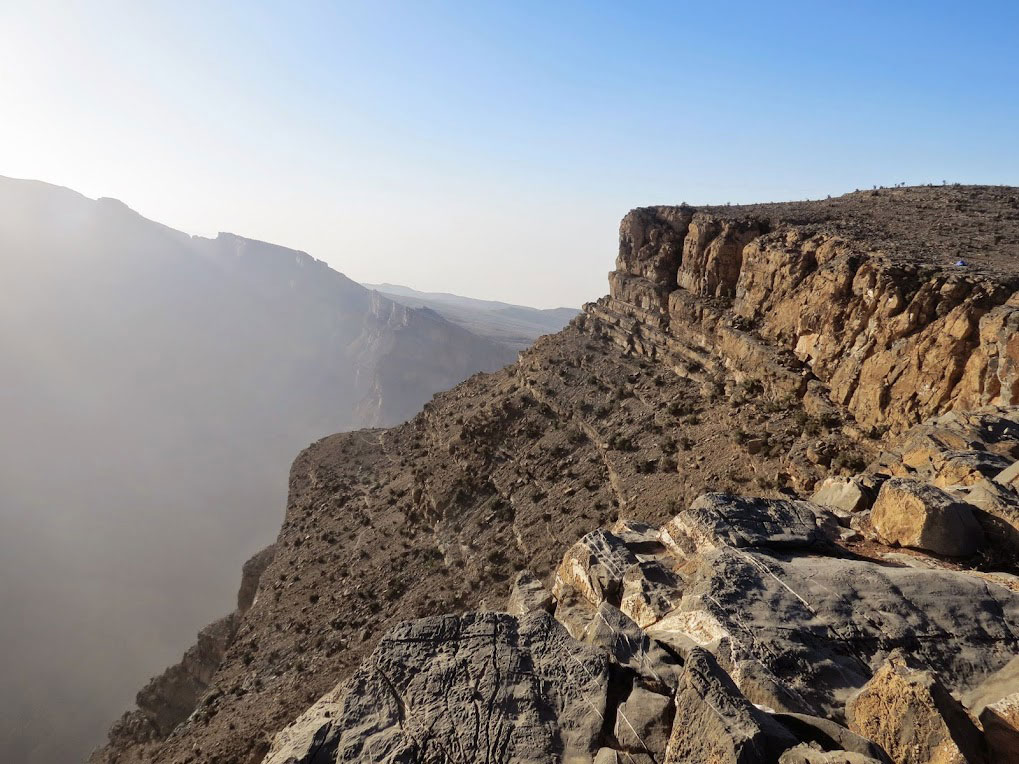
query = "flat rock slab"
(263, 611, 609, 764)
(661, 494, 838, 557)
(669, 545, 1019, 718)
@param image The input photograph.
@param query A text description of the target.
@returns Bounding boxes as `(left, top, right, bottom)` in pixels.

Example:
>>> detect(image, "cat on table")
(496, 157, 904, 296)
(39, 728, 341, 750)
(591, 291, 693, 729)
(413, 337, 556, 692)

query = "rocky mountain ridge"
(90, 185, 1019, 763)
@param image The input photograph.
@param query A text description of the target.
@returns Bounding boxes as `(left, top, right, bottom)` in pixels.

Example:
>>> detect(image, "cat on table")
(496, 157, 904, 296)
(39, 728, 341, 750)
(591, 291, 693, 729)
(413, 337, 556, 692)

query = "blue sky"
(1, 1, 1016, 306)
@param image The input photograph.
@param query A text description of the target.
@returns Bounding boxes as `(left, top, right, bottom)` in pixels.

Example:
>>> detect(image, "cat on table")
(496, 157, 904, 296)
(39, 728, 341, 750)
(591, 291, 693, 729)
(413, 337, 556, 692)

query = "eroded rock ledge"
(588, 189, 1019, 433)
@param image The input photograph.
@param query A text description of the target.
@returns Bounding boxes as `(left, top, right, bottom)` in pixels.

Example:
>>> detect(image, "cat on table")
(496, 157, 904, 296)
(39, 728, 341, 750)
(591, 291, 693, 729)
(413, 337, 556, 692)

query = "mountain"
(0, 176, 517, 764)
(87, 184, 1019, 764)
(363, 282, 579, 350)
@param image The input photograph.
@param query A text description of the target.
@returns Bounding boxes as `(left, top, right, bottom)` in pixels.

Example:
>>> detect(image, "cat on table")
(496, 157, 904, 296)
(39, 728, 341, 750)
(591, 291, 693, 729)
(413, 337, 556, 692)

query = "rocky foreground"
(92, 186, 1019, 763)
(266, 407, 1019, 763)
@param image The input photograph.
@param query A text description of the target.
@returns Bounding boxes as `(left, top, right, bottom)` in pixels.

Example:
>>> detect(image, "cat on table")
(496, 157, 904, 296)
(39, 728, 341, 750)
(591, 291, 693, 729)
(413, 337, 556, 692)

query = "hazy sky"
(2, 1, 1017, 307)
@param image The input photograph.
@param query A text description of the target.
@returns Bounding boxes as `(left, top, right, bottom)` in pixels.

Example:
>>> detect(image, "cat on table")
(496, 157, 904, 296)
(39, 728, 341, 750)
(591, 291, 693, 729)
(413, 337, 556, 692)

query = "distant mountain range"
(0, 176, 523, 764)
(363, 283, 578, 350)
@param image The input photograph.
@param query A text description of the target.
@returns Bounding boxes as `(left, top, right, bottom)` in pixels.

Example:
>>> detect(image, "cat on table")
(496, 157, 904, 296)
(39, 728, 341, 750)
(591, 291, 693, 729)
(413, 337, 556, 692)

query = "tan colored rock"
(619, 560, 683, 628)
(870, 478, 984, 556)
(979, 692, 1019, 764)
(552, 528, 638, 607)
(846, 658, 985, 764)
(812, 477, 871, 514)
(995, 459, 1019, 489)
(678, 217, 763, 298)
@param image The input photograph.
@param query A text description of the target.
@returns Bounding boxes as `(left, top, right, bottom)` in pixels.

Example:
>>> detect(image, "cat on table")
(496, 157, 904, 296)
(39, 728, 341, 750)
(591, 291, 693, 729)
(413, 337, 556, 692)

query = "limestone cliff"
(90, 185, 1019, 764)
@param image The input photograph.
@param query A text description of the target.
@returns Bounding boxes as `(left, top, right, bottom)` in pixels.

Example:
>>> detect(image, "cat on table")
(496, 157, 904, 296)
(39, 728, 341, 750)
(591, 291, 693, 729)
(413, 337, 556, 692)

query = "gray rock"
(505, 570, 553, 616)
(664, 647, 797, 763)
(613, 685, 673, 757)
(811, 478, 871, 515)
(263, 611, 609, 764)
(954, 478, 1019, 559)
(870, 477, 984, 556)
(661, 494, 838, 557)
(772, 713, 890, 763)
(583, 601, 683, 693)
(962, 654, 1019, 716)
(553, 583, 599, 641)
(656, 542, 1019, 719)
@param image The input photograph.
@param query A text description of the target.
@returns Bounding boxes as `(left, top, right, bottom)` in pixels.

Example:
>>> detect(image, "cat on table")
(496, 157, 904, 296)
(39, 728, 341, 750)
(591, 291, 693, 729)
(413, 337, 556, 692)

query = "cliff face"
(595, 186, 1019, 433)
(90, 186, 1019, 764)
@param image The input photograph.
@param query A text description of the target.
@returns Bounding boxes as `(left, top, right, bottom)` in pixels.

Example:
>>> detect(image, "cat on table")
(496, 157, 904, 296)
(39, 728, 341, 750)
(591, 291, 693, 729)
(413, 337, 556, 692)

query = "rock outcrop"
(92, 186, 1019, 764)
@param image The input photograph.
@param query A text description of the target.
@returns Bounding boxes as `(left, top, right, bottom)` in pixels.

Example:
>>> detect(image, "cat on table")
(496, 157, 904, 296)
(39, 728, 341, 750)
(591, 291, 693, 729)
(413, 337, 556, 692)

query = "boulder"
(979, 692, 1019, 764)
(619, 560, 683, 628)
(552, 583, 598, 641)
(660, 494, 838, 557)
(929, 450, 1013, 488)
(811, 477, 871, 514)
(779, 745, 883, 764)
(995, 460, 1019, 489)
(846, 657, 985, 764)
(583, 601, 683, 693)
(870, 478, 984, 556)
(962, 655, 1019, 716)
(263, 611, 609, 764)
(505, 570, 553, 616)
(664, 647, 797, 763)
(611, 518, 672, 561)
(594, 748, 655, 763)
(955, 478, 1019, 557)
(613, 684, 673, 757)
(552, 529, 638, 606)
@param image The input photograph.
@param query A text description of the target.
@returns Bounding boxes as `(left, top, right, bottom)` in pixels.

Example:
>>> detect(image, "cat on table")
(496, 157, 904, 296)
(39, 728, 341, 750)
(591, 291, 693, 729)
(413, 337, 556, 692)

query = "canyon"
(90, 185, 1019, 763)
(0, 176, 524, 764)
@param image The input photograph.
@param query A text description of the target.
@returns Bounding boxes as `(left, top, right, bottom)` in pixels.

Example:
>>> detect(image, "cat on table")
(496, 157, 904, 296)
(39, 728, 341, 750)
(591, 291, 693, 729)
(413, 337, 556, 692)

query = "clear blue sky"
(2, 1, 1016, 306)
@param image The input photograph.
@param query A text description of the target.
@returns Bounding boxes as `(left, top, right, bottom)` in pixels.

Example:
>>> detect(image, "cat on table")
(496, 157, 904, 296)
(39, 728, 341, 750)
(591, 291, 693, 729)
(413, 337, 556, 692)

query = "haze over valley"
(0, 176, 543, 763)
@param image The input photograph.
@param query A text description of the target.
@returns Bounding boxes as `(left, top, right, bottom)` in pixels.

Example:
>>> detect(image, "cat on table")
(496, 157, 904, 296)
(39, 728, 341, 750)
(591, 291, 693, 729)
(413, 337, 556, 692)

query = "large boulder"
(263, 611, 609, 764)
(779, 745, 884, 764)
(660, 494, 838, 558)
(811, 477, 872, 515)
(870, 478, 984, 557)
(613, 684, 673, 758)
(619, 560, 683, 628)
(846, 658, 986, 764)
(553, 529, 638, 606)
(505, 570, 553, 616)
(664, 647, 797, 763)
